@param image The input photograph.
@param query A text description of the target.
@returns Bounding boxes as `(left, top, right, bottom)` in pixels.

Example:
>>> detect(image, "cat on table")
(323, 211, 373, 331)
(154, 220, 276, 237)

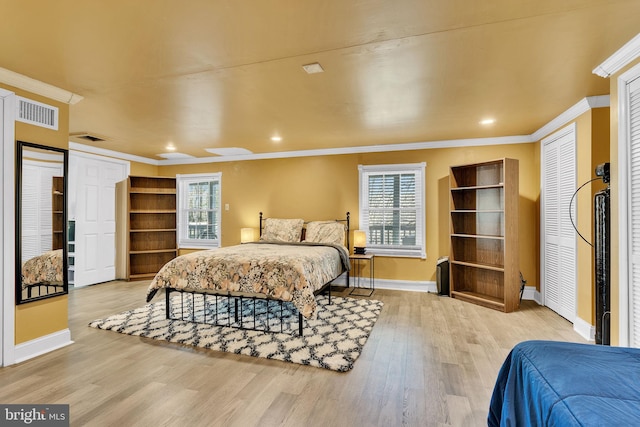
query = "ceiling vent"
(16, 96, 58, 130)
(69, 132, 106, 142)
(302, 62, 324, 74)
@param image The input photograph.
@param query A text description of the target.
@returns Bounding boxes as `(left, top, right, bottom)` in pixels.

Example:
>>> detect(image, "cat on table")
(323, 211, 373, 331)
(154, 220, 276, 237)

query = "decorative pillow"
(304, 221, 345, 246)
(260, 218, 304, 242)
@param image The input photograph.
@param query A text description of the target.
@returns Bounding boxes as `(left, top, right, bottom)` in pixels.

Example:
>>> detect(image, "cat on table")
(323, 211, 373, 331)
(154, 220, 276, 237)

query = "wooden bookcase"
(52, 176, 64, 250)
(115, 176, 177, 280)
(449, 158, 519, 312)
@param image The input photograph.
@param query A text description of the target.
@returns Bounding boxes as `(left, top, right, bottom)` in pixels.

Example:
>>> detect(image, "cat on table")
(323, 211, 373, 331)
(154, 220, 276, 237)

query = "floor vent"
(16, 96, 58, 130)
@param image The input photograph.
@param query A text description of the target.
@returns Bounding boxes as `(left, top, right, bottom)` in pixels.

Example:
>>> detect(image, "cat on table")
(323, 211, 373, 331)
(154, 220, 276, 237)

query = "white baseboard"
(331, 274, 348, 287)
(521, 286, 542, 304)
(374, 278, 436, 293)
(14, 329, 73, 364)
(573, 316, 596, 342)
(335, 274, 436, 293)
(338, 277, 544, 299)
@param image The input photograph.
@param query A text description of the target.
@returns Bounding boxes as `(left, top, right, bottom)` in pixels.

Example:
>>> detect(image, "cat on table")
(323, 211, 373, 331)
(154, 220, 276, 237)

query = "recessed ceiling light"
(302, 62, 324, 74)
(480, 118, 496, 125)
(271, 136, 282, 142)
(166, 143, 176, 151)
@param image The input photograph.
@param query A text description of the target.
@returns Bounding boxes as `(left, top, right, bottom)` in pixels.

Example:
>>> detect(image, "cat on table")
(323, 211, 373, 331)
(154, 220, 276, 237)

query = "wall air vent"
(16, 96, 58, 130)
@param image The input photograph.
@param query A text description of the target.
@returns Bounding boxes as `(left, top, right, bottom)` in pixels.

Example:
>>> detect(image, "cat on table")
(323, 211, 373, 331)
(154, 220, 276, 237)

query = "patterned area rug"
(88, 294, 383, 372)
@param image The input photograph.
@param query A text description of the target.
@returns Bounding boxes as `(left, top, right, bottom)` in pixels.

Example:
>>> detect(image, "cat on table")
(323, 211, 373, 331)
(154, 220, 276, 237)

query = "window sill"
(363, 248, 426, 259)
(178, 243, 220, 250)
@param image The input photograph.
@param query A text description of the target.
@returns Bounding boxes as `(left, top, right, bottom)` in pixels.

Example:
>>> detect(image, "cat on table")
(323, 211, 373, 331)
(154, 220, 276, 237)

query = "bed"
(21, 248, 64, 298)
(488, 340, 640, 426)
(146, 213, 351, 335)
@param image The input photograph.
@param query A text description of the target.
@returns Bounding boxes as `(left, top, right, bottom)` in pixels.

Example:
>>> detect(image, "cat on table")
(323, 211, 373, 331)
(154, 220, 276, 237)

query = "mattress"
(488, 340, 640, 426)
(146, 241, 350, 319)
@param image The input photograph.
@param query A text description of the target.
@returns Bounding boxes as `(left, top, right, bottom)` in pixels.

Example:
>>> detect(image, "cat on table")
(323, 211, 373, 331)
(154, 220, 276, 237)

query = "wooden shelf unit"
(449, 158, 519, 312)
(52, 176, 64, 250)
(116, 176, 177, 280)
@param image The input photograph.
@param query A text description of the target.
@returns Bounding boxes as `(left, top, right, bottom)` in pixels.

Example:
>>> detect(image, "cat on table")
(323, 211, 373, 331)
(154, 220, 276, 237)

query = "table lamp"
(353, 230, 367, 254)
(241, 228, 254, 243)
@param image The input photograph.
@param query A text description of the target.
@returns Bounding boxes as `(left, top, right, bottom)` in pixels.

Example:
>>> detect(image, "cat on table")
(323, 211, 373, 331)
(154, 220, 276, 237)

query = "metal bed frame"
(25, 283, 65, 298)
(164, 212, 350, 336)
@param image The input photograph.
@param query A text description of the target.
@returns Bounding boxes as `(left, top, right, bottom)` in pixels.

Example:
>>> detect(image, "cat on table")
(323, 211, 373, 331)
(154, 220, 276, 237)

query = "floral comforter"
(146, 242, 350, 319)
(21, 248, 64, 288)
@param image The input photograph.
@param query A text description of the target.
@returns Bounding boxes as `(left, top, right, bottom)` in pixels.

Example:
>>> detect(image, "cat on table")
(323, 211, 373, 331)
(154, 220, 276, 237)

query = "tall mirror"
(16, 141, 69, 304)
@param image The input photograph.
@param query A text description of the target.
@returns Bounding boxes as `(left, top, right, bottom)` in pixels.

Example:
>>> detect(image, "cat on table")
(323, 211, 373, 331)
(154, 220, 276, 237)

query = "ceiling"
(1, 1, 639, 161)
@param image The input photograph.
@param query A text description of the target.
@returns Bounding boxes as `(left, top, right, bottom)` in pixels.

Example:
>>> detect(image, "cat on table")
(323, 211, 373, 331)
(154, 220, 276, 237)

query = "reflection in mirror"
(16, 141, 69, 304)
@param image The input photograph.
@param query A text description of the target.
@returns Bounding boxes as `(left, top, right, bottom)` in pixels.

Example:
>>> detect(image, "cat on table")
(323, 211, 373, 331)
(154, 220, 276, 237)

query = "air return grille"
(16, 96, 58, 130)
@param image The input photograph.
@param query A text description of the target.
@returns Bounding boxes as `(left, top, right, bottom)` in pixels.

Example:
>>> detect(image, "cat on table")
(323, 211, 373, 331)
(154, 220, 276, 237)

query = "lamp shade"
(240, 228, 254, 243)
(353, 230, 367, 254)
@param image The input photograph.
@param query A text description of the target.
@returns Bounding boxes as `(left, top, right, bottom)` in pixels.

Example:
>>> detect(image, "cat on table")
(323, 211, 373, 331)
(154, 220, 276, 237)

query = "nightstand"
(349, 254, 374, 297)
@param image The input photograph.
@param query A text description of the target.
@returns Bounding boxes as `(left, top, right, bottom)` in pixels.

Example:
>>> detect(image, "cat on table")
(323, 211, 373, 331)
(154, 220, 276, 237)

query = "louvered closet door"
(21, 161, 63, 260)
(542, 126, 577, 322)
(627, 75, 640, 346)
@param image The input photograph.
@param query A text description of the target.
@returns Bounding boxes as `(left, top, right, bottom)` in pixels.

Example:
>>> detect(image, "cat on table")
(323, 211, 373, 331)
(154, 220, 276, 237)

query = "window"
(358, 163, 426, 258)
(177, 173, 221, 248)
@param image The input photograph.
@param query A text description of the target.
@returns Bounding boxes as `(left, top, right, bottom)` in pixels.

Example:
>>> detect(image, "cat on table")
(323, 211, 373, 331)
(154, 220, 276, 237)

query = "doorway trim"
(1, 88, 16, 366)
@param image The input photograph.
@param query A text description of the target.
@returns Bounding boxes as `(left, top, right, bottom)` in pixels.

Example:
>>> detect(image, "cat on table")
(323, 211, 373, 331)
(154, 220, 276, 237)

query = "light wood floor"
(0, 281, 587, 426)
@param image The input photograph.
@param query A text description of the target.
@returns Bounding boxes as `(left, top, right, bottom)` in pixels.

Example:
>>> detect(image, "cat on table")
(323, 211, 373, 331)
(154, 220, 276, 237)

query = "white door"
(70, 152, 128, 287)
(542, 124, 577, 322)
(622, 70, 640, 346)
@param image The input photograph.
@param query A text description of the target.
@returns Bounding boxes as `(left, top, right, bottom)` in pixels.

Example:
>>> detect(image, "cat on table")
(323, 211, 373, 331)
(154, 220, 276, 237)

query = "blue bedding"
(488, 340, 640, 426)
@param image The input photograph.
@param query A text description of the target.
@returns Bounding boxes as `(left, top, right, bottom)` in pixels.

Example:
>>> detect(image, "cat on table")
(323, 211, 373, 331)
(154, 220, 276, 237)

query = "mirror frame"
(16, 141, 69, 304)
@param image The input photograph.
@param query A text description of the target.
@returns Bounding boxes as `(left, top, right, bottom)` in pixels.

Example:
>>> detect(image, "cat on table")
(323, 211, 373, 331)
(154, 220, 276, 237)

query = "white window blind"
(358, 163, 426, 258)
(177, 173, 222, 249)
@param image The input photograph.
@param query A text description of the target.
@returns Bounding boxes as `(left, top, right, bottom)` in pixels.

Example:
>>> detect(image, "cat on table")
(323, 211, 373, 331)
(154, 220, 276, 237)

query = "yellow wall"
(14, 297, 68, 343)
(575, 112, 593, 325)
(0, 83, 70, 344)
(160, 142, 540, 287)
(130, 161, 158, 177)
(577, 109, 610, 325)
(588, 109, 611, 324)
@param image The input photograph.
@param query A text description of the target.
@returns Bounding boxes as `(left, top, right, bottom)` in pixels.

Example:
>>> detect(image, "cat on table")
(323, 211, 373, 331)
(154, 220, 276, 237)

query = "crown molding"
(70, 135, 535, 166)
(586, 94, 611, 108)
(0, 67, 83, 105)
(156, 135, 534, 165)
(593, 33, 640, 78)
(69, 95, 609, 165)
(69, 142, 159, 165)
(530, 95, 610, 141)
